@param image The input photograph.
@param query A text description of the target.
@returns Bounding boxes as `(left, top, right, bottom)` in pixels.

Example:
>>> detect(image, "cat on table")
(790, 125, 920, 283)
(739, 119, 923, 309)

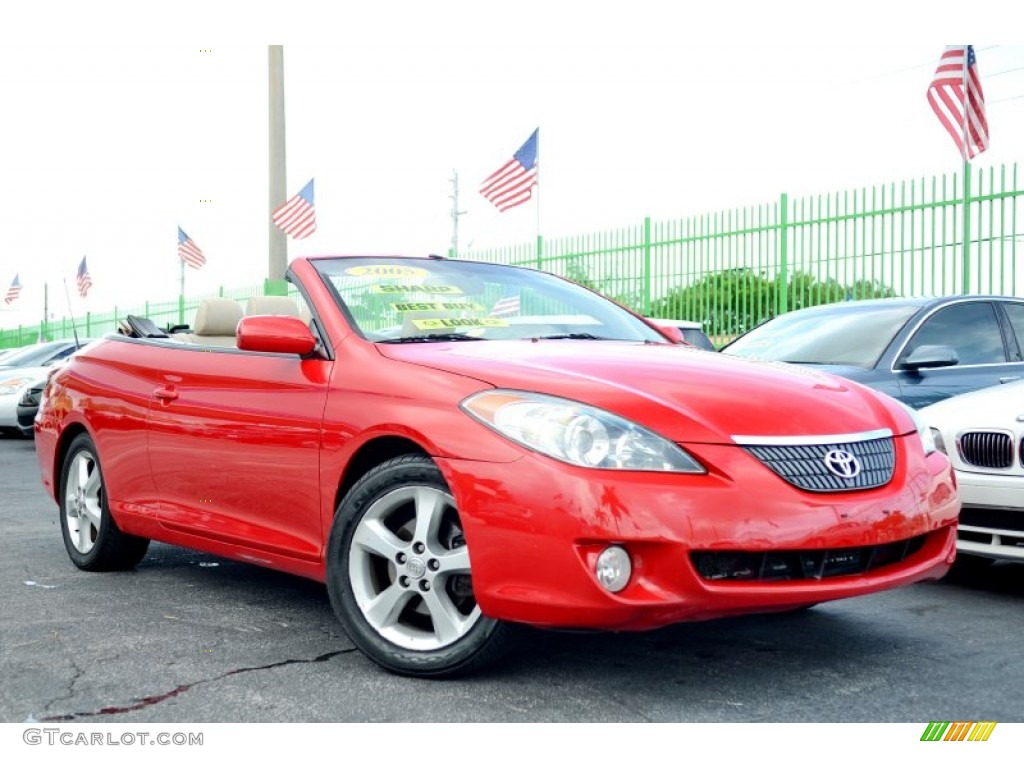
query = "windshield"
(722, 303, 920, 368)
(0, 341, 75, 367)
(313, 257, 666, 344)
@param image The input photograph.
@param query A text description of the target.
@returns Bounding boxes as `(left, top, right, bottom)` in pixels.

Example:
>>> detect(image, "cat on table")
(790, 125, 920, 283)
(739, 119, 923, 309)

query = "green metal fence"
(3, 162, 1022, 350)
(459, 162, 1023, 342)
(0, 283, 267, 348)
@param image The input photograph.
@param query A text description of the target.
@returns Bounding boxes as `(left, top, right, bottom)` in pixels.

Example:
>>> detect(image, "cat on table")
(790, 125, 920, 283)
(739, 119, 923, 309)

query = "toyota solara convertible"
(34, 255, 960, 677)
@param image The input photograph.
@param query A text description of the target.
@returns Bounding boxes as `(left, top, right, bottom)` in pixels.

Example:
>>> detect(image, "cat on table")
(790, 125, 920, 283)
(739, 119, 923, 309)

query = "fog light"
(595, 545, 631, 592)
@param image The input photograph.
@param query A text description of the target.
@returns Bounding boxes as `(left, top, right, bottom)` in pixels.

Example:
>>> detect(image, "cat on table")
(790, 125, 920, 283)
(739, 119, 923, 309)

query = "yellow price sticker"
(370, 284, 463, 295)
(345, 265, 429, 278)
(393, 302, 486, 312)
(411, 317, 509, 330)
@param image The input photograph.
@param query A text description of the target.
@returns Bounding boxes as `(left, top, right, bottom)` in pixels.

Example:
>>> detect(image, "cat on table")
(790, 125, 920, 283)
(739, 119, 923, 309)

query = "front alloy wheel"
(326, 454, 513, 677)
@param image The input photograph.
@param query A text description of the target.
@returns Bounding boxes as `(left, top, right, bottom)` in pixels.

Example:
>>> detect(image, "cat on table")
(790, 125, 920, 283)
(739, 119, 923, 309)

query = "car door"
(147, 345, 330, 564)
(892, 300, 1023, 408)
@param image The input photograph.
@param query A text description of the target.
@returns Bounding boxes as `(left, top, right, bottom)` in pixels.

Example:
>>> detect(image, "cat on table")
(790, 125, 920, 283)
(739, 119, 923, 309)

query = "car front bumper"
(954, 470, 1024, 562)
(440, 438, 959, 630)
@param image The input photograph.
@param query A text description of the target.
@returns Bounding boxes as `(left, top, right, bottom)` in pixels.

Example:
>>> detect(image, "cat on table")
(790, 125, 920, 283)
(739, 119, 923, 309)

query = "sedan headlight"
(900, 401, 936, 456)
(461, 390, 706, 472)
(0, 376, 32, 395)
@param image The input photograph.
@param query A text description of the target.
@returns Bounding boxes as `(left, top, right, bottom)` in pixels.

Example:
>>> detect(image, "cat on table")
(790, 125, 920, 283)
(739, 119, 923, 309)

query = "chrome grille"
(743, 436, 895, 493)
(958, 431, 1013, 469)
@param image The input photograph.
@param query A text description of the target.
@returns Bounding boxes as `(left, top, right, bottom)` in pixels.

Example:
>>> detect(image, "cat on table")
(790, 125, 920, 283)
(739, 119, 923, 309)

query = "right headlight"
(461, 390, 706, 473)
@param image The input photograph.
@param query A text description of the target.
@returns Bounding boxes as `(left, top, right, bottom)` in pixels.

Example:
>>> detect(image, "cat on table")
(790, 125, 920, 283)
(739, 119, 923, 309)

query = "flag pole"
(179, 250, 185, 326)
(961, 46, 971, 295)
(535, 129, 542, 270)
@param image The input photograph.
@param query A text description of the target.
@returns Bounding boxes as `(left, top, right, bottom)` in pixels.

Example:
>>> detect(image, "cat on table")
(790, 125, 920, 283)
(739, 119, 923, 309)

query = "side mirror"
(237, 315, 316, 356)
(648, 321, 685, 344)
(901, 344, 959, 370)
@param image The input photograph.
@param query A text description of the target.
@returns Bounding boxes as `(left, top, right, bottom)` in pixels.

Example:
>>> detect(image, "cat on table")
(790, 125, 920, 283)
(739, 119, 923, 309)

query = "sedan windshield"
(313, 257, 667, 344)
(0, 340, 79, 368)
(723, 304, 920, 368)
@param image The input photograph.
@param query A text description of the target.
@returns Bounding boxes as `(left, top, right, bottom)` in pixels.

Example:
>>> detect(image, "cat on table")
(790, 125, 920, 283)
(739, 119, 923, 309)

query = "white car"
(920, 380, 1024, 565)
(0, 365, 51, 435)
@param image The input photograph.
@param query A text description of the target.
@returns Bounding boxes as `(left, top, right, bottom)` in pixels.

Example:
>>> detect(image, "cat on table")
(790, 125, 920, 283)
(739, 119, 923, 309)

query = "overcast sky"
(1, 2, 1020, 331)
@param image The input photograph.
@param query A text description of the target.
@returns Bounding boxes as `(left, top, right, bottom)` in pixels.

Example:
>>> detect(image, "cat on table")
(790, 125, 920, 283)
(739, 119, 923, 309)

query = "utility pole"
(267, 45, 288, 291)
(449, 170, 466, 257)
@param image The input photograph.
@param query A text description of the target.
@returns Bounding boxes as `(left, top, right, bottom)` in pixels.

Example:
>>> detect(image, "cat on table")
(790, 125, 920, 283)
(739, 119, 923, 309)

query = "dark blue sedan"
(721, 296, 1024, 409)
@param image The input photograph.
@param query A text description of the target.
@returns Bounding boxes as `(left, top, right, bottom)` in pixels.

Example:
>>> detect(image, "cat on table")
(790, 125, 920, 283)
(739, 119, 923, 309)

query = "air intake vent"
(691, 536, 927, 581)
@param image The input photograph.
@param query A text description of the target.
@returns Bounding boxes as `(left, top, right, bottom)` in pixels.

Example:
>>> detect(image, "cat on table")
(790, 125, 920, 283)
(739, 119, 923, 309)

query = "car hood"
(721, 356, 872, 380)
(377, 340, 911, 443)
(919, 380, 1024, 428)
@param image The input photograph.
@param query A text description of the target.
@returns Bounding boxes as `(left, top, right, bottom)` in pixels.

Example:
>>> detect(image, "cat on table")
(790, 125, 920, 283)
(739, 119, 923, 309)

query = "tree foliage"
(648, 268, 895, 338)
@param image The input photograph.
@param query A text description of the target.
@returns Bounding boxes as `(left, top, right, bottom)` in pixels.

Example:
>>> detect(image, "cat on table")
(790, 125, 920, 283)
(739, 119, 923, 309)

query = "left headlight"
(0, 376, 32, 395)
(461, 390, 706, 472)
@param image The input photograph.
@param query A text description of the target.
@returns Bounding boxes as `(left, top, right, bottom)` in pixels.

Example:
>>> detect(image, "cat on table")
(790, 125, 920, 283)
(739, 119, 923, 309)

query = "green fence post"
(264, 278, 288, 296)
(86, 312, 91, 335)
(962, 161, 972, 294)
(536, 234, 544, 271)
(643, 216, 652, 316)
(778, 192, 789, 315)
(178, 294, 184, 326)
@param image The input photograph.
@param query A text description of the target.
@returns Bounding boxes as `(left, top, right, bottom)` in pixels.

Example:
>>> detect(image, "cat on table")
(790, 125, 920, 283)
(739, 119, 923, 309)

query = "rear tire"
(59, 433, 149, 571)
(326, 454, 515, 677)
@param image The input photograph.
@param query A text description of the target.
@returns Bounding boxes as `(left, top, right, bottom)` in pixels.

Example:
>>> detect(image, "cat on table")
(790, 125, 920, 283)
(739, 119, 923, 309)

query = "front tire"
(326, 454, 514, 677)
(59, 433, 149, 571)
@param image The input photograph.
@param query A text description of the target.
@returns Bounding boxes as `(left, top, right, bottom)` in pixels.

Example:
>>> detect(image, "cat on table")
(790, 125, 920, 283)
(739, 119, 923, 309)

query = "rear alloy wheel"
(59, 433, 149, 571)
(326, 454, 514, 677)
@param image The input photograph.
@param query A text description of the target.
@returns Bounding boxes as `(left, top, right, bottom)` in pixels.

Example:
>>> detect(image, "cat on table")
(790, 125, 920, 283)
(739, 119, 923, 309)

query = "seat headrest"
(245, 296, 301, 317)
(194, 298, 244, 337)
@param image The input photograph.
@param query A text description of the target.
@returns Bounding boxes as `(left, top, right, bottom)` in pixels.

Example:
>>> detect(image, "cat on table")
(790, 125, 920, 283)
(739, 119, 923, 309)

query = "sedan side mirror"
(237, 315, 317, 356)
(901, 344, 959, 370)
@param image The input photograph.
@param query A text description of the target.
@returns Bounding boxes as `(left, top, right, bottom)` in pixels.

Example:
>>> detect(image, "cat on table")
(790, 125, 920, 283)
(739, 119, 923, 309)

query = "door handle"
(999, 376, 1020, 384)
(153, 386, 179, 402)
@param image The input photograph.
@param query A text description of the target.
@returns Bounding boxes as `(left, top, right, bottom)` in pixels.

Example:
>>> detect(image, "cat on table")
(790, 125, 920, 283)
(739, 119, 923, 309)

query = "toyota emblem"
(823, 448, 861, 479)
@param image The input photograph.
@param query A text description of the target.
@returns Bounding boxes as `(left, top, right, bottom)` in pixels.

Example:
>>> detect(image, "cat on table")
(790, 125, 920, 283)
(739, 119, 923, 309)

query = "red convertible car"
(34, 255, 960, 677)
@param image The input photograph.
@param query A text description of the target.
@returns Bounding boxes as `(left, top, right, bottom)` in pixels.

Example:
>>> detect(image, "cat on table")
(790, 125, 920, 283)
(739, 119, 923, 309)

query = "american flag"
(178, 227, 207, 269)
(77, 256, 93, 298)
(480, 129, 539, 212)
(927, 45, 989, 160)
(4, 274, 21, 305)
(273, 178, 317, 239)
(489, 290, 521, 317)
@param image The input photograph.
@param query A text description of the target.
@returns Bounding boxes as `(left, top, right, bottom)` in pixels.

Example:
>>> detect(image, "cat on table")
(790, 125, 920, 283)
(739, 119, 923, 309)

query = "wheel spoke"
(351, 519, 403, 561)
(435, 546, 470, 576)
(412, 487, 445, 546)
(421, 587, 467, 645)
(80, 497, 102, 531)
(75, 455, 91, 494)
(362, 582, 413, 630)
(83, 463, 101, 500)
(76, 516, 94, 551)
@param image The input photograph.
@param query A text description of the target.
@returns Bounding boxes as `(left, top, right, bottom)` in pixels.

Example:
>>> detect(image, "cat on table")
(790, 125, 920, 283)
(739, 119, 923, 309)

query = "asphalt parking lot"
(1, 434, 1022, 723)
